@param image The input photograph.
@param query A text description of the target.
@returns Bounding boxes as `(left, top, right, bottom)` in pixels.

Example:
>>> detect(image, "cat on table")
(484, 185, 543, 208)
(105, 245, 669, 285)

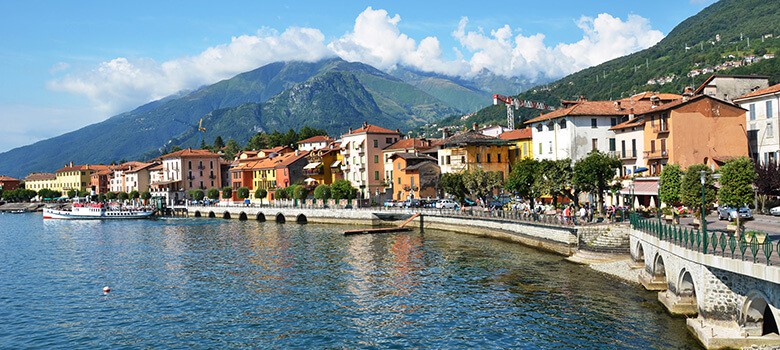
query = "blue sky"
(0, 0, 716, 153)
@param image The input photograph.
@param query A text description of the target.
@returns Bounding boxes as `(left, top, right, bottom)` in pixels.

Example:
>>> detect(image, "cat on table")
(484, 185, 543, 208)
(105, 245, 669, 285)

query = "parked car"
(771, 206, 780, 216)
(436, 198, 458, 209)
(383, 200, 396, 208)
(717, 206, 753, 220)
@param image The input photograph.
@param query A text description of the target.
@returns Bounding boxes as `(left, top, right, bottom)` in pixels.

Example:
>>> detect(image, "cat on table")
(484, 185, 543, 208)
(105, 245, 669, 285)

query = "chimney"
(363, 121, 368, 128)
(472, 122, 478, 131)
(442, 128, 450, 139)
(614, 101, 621, 110)
(682, 87, 694, 102)
(295, 150, 300, 156)
(348, 127, 353, 134)
(650, 95, 660, 107)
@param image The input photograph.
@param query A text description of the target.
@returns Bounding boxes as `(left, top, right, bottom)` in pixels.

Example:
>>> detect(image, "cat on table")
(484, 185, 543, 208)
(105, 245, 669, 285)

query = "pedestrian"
(579, 205, 587, 222)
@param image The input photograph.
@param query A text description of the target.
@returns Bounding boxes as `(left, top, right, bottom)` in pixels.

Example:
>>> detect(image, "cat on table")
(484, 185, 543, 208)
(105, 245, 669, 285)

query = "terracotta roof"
(384, 138, 434, 151)
(25, 173, 56, 181)
(93, 169, 113, 176)
(498, 128, 533, 140)
(114, 161, 149, 172)
(343, 123, 400, 136)
(148, 164, 163, 171)
(526, 99, 654, 124)
(634, 94, 746, 115)
(389, 152, 436, 161)
(275, 151, 309, 168)
(441, 129, 506, 147)
(297, 135, 332, 144)
(625, 92, 682, 102)
(0, 175, 19, 181)
(735, 83, 780, 100)
(55, 164, 89, 173)
(161, 148, 221, 159)
(610, 117, 645, 131)
(125, 162, 156, 173)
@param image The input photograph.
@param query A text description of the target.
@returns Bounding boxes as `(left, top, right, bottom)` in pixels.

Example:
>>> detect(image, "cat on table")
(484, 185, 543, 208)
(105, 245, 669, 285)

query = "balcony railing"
(652, 125, 669, 133)
(644, 150, 668, 159)
(619, 149, 638, 160)
(303, 168, 323, 176)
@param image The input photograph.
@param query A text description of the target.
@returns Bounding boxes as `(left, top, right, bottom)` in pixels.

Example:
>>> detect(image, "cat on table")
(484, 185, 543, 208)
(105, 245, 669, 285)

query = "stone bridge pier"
(631, 228, 780, 349)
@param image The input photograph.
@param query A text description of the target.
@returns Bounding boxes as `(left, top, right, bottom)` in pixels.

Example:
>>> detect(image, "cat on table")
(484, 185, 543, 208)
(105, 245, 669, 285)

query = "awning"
(304, 177, 318, 183)
(304, 162, 321, 169)
(330, 160, 342, 168)
(620, 179, 658, 195)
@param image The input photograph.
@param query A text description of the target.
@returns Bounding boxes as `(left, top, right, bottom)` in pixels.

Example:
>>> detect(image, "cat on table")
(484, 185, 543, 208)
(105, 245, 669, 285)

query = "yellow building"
(252, 158, 277, 201)
(438, 128, 511, 179)
(24, 173, 57, 193)
(53, 163, 97, 194)
(498, 128, 534, 167)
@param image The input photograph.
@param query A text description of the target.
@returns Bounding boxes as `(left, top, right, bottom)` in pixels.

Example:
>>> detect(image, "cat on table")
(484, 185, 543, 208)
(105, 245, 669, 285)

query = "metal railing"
(630, 213, 778, 265)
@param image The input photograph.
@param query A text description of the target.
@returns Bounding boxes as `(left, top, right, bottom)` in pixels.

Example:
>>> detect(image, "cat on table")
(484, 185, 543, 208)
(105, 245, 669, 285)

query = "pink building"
(340, 122, 401, 200)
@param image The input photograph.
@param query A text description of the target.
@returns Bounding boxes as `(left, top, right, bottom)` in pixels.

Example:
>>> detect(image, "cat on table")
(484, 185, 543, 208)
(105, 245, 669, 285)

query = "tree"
(106, 192, 117, 200)
(213, 136, 225, 150)
(117, 192, 129, 201)
(680, 164, 716, 218)
(331, 180, 356, 200)
(275, 187, 289, 200)
(170, 145, 183, 153)
(292, 185, 308, 201)
(221, 186, 232, 199)
(572, 151, 621, 213)
(78, 190, 90, 197)
(659, 164, 683, 207)
(141, 191, 151, 203)
(223, 138, 240, 159)
(255, 188, 268, 205)
(207, 188, 220, 200)
(237, 186, 250, 200)
(67, 189, 77, 198)
(440, 172, 467, 202)
(313, 184, 331, 204)
(189, 189, 205, 201)
(98, 194, 106, 202)
(533, 159, 576, 208)
(754, 160, 780, 212)
(462, 168, 503, 205)
(247, 132, 271, 150)
(506, 158, 539, 201)
(718, 157, 757, 228)
(129, 190, 140, 201)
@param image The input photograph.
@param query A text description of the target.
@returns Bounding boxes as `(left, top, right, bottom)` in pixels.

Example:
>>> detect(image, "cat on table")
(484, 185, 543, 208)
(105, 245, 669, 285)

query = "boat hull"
(43, 207, 156, 220)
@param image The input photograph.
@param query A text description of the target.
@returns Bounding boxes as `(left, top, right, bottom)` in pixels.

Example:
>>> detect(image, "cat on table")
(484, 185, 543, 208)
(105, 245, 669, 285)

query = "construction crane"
(197, 118, 206, 146)
(493, 94, 557, 130)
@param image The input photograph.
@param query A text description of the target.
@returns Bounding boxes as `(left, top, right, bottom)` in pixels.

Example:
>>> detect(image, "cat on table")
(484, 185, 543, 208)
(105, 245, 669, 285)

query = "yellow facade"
(507, 139, 534, 164)
(252, 167, 277, 200)
(439, 144, 511, 179)
(53, 166, 95, 193)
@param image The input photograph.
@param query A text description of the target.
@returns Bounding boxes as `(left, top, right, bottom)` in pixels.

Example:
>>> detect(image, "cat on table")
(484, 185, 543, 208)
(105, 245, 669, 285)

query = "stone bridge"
(630, 215, 780, 349)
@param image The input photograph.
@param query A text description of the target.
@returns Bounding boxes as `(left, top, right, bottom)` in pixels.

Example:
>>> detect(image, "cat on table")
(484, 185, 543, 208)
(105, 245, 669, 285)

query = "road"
(674, 212, 780, 238)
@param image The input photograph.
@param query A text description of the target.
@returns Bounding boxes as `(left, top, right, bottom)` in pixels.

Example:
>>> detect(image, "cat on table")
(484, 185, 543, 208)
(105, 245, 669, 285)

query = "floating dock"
(343, 213, 420, 236)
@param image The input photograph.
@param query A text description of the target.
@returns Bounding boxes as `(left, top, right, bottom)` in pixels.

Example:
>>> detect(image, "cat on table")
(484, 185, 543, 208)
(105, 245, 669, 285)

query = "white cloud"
(47, 8, 664, 118)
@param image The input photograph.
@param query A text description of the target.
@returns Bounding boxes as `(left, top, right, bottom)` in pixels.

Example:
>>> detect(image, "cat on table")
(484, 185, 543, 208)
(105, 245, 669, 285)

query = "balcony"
(303, 168, 323, 176)
(644, 150, 668, 160)
(208, 174, 216, 179)
(186, 174, 195, 180)
(652, 125, 669, 134)
(619, 149, 638, 160)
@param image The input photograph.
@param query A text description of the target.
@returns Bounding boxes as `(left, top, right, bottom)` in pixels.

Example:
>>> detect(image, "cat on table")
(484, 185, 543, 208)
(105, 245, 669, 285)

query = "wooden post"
(419, 214, 424, 233)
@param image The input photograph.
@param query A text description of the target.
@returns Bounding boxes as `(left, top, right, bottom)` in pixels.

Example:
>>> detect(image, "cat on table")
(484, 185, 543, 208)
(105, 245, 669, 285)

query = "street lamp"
(629, 183, 635, 212)
(700, 170, 708, 252)
(657, 176, 662, 223)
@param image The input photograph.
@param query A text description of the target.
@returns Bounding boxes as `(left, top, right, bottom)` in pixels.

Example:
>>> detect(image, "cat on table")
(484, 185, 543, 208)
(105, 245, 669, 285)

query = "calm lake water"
(0, 212, 701, 349)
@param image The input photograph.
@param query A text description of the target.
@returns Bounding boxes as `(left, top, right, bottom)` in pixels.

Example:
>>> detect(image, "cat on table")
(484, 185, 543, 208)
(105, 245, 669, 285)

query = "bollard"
(419, 214, 424, 233)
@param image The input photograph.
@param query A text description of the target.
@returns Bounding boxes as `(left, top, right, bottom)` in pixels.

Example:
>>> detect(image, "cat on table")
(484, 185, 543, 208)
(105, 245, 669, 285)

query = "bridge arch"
(652, 253, 668, 285)
(634, 242, 645, 263)
(677, 269, 698, 310)
(256, 212, 266, 222)
(275, 213, 285, 223)
(741, 292, 779, 336)
(296, 214, 308, 224)
(193, 211, 201, 218)
(208, 211, 216, 218)
(223, 212, 231, 219)
(238, 212, 248, 221)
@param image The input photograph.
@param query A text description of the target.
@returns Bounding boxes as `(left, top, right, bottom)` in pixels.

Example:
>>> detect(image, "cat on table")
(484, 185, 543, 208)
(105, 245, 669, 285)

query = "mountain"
(0, 58, 466, 178)
(433, 0, 780, 131)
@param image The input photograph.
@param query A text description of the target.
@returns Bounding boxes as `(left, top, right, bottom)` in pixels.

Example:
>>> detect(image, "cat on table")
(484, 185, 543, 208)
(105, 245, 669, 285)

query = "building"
(388, 153, 440, 200)
(340, 122, 401, 199)
(110, 161, 149, 193)
(124, 162, 156, 193)
(640, 94, 748, 175)
(438, 125, 510, 179)
(252, 158, 277, 200)
(0, 176, 21, 191)
(694, 74, 769, 102)
(297, 135, 333, 152)
(733, 83, 780, 164)
(229, 160, 257, 201)
(54, 163, 98, 194)
(303, 148, 340, 187)
(90, 168, 112, 195)
(381, 138, 434, 195)
(498, 128, 534, 166)
(525, 98, 652, 163)
(274, 150, 310, 189)
(610, 118, 646, 177)
(23, 173, 56, 193)
(479, 125, 510, 137)
(151, 148, 222, 205)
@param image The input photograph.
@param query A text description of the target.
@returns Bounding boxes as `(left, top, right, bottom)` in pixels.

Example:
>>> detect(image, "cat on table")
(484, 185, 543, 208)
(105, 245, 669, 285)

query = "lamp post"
(629, 183, 635, 212)
(657, 176, 662, 223)
(700, 170, 708, 253)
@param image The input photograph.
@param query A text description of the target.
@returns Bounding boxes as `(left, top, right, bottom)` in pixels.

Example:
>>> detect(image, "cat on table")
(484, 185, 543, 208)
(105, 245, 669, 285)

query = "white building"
(296, 135, 332, 152)
(610, 118, 647, 177)
(734, 83, 780, 164)
(339, 123, 400, 200)
(525, 99, 651, 162)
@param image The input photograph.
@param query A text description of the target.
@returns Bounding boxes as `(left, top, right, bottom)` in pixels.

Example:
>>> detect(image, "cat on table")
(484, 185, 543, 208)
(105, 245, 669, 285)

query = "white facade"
(530, 116, 620, 162)
(297, 140, 329, 152)
(613, 126, 646, 177)
(339, 126, 400, 199)
(735, 89, 780, 164)
(479, 125, 509, 137)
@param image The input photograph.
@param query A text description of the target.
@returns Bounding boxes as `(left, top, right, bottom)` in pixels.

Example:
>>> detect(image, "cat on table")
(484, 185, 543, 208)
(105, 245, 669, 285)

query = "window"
(548, 141, 553, 154)
(373, 140, 379, 148)
(660, 139, 667, 154)
(631, 139, 637, 158)
(536, 124, 543, 132)
(397, 162, 401, 170)
(210, 161, 213, 169)
(188, 161, 192, 169)
(650, 140, 656, 153)
(397, 177, 401, 184)
(768, 101, 774, 119)
(609, 138, 616, 152)
(374, 171, 379, 180)
(523, 144, 527, 157)
(768, 122, 774, 138)
(591, 118, 597, 128)
(539, 143, 543, 154)
(591, 139, 598, 151)
(374, 155, 379, 163)
(476, 154, 481, 163)
(441, 156, 445, 164)
(559, 119, 566, 129)
(610, 118, 617, 127)
(621, 140, 626, 158)
(446, 155, 451, 164)
(487, 154, 491, 163)
(386, 137, 392, 144)
(461, 156, 465, 164)
(750, 104, 756, 120)
(497, 154, 501, 163)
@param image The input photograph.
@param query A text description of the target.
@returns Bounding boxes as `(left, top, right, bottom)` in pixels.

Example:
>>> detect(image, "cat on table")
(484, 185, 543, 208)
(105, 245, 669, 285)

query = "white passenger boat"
(43, 202, 156, 220)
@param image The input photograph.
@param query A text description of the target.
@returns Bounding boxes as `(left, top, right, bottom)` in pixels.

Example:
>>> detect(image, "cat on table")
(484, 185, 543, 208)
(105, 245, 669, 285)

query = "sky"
(0, 0, 717, 153)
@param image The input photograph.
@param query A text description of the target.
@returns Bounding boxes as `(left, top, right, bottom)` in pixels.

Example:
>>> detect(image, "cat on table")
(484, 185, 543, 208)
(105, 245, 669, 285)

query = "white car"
(436, 199, 458, 209)
(771, 206, 780, 216)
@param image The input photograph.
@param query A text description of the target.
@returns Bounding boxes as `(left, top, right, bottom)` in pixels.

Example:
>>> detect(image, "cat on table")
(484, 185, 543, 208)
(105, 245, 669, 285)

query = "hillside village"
(2, 74, 779, 213)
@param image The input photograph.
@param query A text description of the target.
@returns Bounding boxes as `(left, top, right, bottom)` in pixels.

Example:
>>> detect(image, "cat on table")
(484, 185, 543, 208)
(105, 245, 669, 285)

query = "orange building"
(89, 168, 112, 194)
(303, 148, 340, 187)
(389, 153, 440, 200)
(640, 94, 748, 175)
(229, 160, 256, 200)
